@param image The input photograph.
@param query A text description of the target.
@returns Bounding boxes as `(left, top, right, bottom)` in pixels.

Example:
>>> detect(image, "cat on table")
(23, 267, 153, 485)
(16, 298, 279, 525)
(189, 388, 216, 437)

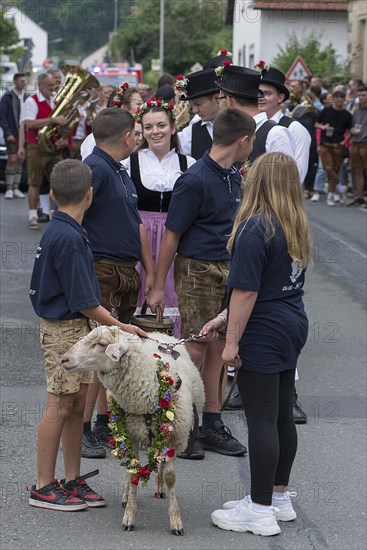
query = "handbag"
(131, 301, 174, 335)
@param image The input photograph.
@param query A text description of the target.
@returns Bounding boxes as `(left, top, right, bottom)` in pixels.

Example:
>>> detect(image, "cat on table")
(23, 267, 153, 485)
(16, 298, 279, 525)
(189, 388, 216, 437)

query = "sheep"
(61, 325, 204, 535)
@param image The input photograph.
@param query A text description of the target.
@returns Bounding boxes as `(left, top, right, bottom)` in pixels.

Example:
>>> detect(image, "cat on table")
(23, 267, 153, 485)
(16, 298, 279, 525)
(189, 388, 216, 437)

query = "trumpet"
(38, 65, 99, 154)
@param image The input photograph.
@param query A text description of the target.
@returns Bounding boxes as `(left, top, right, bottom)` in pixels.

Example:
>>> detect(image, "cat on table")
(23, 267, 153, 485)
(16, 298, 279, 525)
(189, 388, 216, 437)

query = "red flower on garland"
(258, 60, 266, 68)
(166, 448, 175, 458)
(176, 75, 184, 80)
(139, 465, 151, 478)
(223, 61, 231, 67)
(131, 477, 139, 486)
(159, 398, 170, 409)
(166, 376, 174, 385)
(109, 437, 116, 446)
(168, 104, 174, 111)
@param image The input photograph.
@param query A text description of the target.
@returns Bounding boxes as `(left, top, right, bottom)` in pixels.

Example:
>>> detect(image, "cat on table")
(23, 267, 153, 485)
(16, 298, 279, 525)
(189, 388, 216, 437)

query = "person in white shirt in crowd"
(80, 83, 142, 160)
(216, 65, 295, 164)
(124, 97, 195, 335)
(177, 68, 221, 159)
(257, 64, 311, 187)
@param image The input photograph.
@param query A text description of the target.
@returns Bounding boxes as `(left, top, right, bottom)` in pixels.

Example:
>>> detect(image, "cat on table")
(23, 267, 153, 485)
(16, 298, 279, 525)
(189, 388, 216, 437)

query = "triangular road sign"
(286, 56, 312, 81)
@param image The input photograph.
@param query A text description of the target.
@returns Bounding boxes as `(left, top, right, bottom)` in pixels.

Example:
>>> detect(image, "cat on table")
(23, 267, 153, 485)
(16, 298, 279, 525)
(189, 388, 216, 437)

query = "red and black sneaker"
(61, 469, 106, 508)
(28, 480, 87, 511)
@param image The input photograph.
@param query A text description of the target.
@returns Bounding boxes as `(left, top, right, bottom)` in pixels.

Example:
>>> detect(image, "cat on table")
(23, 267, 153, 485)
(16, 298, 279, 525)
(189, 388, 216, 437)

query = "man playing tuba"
(18, 72, 68, 230)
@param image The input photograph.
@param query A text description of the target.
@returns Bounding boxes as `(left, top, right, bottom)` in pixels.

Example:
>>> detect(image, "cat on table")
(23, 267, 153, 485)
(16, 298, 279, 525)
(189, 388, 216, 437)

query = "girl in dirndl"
(125, 97, 196, 336)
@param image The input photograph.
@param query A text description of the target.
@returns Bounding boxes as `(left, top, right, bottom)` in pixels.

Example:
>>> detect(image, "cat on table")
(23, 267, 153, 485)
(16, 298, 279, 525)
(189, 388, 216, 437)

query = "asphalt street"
(0, 194, 366, 550)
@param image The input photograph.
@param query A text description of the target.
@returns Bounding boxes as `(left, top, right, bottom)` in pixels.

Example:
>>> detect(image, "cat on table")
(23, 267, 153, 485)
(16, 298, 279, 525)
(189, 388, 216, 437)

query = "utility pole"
(159, 0, 164, 75)
(114, 0, 119, 34)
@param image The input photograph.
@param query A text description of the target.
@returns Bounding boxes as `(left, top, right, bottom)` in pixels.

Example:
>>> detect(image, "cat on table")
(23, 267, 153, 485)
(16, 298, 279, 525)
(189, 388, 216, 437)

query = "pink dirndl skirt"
(135, 210, 180, 337)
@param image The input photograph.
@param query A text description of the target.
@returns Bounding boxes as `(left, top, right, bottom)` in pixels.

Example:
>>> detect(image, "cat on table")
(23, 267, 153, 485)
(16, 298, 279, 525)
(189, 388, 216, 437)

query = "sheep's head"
(61, 325, 140, 373)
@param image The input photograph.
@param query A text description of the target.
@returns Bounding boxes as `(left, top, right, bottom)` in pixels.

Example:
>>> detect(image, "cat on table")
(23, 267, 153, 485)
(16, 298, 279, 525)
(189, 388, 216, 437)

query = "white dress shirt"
(124, 148, 196, 191)
(178, 119, 214, 157)
(19, 90, 54, 124)
(270, 110, 311, 184)
(80, 132, 96, 160)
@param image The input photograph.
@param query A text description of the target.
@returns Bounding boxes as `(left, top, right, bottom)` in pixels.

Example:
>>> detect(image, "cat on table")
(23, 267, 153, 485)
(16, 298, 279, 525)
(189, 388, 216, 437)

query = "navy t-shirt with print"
(227, 216, 308, 373)
(30, 211, 101, 319)
(165, 152, 241, 261)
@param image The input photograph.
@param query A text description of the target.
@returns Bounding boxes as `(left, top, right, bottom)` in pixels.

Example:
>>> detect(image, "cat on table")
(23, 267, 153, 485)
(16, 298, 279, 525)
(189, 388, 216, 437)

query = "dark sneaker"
(81, 430, 106, 458)
(93, 423, 114, 448)
(225, 390, 243, 410)
(293, 399, 307, 424)
(28, 479, 87, 511)
(347, 198, 365, 207)
(198, 420, 247, 456)
(177, 439, 205, 460)
(61, 470, 105, 508)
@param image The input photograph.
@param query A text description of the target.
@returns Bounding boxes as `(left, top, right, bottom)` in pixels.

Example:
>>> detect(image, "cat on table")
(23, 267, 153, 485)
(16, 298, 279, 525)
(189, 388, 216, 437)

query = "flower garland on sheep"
(107, 353, 178, 487)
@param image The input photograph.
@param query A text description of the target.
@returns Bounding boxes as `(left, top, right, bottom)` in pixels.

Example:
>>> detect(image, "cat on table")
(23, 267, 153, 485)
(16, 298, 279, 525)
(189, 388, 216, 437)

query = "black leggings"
(237, 368, 297, 506)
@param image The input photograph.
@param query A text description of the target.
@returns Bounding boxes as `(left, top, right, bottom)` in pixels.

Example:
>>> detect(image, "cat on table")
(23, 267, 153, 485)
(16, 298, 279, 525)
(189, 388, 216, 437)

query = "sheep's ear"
(105, 342, 129, 362)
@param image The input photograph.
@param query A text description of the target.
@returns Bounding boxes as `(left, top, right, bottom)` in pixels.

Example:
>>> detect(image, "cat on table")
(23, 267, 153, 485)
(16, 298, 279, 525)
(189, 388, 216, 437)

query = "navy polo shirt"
(30, 211, 100, 320)
(165, 151, 241, 261)
(227, 216, 308, 373)
(83, 146, 142, 262)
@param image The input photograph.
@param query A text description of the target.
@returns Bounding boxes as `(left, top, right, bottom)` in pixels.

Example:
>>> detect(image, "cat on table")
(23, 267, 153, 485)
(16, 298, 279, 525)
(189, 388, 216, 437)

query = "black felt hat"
(217, 65, 264, 99)
(260, 67, 290, 100)
(204, 53, 232, 69)
(181, 68, 219, 101)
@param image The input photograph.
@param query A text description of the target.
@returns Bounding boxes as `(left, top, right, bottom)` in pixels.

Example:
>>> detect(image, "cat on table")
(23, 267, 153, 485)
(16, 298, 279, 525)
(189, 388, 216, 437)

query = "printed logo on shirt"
(282, 260, 304, 291)
(35, 246, 42, 259)
(29, 289, 36, 295)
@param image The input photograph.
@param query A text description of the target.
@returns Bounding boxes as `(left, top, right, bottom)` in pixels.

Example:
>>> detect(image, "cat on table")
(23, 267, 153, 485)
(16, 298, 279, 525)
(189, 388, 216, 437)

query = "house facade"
(348, 0, 367, 81)
(233, 1, 348, 74)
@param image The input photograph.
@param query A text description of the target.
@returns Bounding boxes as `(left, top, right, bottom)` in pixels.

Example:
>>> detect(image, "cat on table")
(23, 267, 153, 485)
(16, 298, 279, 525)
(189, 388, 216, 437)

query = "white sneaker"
(333, 194, 341, 203)
(326, 197, 335, 206)
(5, 189, 13, 199)
(13, 188, 26, 198)
(28, 217, 39, 230)
(212, 495, 281, 536)
(310, 193, 320, 202)
(223, 491, 297, 522)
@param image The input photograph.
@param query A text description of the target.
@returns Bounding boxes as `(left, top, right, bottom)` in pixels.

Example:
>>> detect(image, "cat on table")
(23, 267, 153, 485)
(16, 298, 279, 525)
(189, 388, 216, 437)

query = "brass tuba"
(38, 65, 99, 153)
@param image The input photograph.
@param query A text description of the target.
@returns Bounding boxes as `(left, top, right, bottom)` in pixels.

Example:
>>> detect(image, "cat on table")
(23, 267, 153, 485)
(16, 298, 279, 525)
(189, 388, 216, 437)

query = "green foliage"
(112, 0, 232, 75)
(272, 32, 347, 78)
(0, 10, 19, 49)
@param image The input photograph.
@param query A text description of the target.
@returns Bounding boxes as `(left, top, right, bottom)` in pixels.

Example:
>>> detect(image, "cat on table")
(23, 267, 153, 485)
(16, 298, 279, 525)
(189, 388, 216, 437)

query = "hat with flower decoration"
(254, 61, 290, 101)
(217, 65, 264, 99)
(175, 68, 219, 101)
(204, 49, 233, 69)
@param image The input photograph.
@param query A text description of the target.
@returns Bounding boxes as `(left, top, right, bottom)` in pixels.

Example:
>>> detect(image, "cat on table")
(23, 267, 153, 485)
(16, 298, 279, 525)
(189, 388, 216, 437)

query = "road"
(0, 195, 366, 550)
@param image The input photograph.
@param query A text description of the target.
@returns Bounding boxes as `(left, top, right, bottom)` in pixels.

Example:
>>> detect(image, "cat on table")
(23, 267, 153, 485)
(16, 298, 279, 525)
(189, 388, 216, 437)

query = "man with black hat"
(178, 68, 221, 159)
(258, 65, 311, 185)
(216, 65, 295, 164)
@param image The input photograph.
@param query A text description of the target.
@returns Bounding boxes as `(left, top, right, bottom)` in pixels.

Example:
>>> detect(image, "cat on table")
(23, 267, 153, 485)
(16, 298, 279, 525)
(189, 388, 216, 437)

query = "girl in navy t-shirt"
(206, 152, 312, 536)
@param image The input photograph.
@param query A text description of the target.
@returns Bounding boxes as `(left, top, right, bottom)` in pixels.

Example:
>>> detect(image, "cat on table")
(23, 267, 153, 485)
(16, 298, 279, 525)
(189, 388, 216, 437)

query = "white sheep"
(61, 325, 204, 535)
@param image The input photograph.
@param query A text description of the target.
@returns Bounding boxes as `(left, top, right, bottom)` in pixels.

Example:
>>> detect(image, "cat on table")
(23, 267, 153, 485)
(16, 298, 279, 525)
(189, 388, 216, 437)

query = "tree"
(272, 32, 347, 79)
(111, 0, 232, 75)
(0, 10, 19, 49)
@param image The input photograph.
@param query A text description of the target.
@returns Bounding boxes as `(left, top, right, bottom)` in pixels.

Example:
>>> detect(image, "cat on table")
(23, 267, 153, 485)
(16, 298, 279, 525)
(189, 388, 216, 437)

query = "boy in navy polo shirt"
(149, 108, 256, 459)
(28, 159, 146, 512)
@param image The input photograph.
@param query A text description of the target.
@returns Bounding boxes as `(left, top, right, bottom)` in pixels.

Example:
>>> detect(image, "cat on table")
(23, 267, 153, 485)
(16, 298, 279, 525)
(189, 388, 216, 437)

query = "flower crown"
(254, 60, 270, 73)
(174, 74, 189, 96)
(215, 60, 232, 77)
(217, 49, 232, 58)
(134, 96, 176, 123)
(113, 82, 130, 107)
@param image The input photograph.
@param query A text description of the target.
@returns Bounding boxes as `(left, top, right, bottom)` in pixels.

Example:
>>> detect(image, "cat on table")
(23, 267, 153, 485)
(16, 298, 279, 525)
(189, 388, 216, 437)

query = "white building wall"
(233, 2, 348, 70)
(4, 6, 48, 67)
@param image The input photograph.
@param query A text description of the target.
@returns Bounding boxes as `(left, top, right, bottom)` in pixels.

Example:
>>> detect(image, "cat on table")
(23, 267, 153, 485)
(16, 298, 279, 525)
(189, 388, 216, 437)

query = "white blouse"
(124, 148, 196, 192)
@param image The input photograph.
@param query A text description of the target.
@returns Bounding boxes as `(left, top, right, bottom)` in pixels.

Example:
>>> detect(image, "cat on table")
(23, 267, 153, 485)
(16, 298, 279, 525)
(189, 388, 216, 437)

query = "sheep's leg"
(122, 474, 130, 509)
(155, 463, 166, 499)
(163, 459, 184, 536)
(122, 442, 139, 531)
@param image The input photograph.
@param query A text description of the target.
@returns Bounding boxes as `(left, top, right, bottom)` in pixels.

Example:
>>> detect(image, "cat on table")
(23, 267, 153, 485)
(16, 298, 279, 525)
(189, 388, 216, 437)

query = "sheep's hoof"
(171, 528, 184, 536)
(121, 500, 127, 509)
(123, 524, 135, 531)
(154, 491, 166, 499)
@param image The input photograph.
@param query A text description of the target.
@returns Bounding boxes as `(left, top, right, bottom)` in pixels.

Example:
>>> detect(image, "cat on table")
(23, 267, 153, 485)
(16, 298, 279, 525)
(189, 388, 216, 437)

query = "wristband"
(217, 313, 228, 326)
